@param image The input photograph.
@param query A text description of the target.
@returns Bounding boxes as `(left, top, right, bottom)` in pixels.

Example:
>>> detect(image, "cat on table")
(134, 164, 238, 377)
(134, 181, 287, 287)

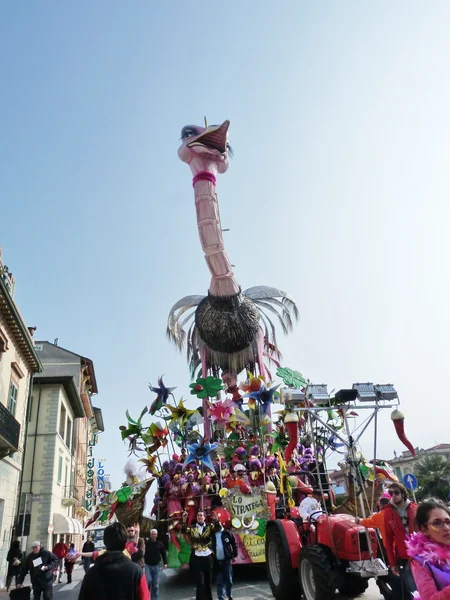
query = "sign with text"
(85, 433, 98, 511)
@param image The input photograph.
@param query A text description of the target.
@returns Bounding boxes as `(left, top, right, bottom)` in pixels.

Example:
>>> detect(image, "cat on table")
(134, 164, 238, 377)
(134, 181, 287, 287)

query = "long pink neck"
(193, 173, 240, 297)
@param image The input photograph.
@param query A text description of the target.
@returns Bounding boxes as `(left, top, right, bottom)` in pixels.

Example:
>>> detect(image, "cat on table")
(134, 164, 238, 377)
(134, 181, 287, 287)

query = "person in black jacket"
(82, 536, 95, 573)
(211, 525, 237, 600)
(17, 541, 58, 600)
(78, 522, 149, 600)
(143, 529, 167, 600)
(6, 540, 22, 591)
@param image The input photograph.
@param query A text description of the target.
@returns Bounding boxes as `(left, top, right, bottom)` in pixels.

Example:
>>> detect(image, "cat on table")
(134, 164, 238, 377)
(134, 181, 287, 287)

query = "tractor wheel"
(338, 576, 369, 596)
(266, 525, 300, 600)
(298, 545, 337, 600)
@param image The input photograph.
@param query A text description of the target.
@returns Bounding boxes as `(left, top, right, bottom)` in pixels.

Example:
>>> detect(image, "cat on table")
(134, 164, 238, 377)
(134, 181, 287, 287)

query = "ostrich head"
(178, 121, 231, 176)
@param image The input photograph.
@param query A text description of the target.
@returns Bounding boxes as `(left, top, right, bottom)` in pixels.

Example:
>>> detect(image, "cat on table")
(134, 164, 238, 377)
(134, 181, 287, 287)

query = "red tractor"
(266, 511, 389, 600)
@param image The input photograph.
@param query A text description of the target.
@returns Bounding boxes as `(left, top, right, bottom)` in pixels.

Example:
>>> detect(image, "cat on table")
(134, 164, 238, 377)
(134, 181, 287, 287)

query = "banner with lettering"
(166, 487, 271, 567)
(85, 434, 98, 511)
(224, 488, 270, 564)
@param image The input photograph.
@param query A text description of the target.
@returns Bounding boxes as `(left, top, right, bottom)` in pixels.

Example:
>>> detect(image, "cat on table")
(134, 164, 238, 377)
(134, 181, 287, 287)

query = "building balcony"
(61, 486, 79, 507)
(0, 401, 20, 460)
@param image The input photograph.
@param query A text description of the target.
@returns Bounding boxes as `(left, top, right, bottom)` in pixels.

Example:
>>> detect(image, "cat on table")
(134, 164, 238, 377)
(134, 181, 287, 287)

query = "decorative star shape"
(149, 376, 177, 415)
(244, 382, 280, 414)
(182, 438, 218, 472)
(163, 398, 196, 429)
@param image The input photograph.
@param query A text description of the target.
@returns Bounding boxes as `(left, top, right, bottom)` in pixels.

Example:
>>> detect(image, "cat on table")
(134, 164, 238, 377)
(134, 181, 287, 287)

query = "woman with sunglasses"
(407, 498, 450, 599)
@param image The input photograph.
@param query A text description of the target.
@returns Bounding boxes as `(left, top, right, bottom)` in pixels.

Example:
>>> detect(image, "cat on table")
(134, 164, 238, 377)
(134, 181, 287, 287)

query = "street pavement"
(0, 562, 385, 600)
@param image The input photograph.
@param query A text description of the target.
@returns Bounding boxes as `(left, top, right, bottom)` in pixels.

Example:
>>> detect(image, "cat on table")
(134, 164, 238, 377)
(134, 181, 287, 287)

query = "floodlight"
(374, 384, 398, 401)
(352, 383, 377, 402)
(334, 389, 358, 403)
(307, 384, 329, 405)
(280, 388, 305, 407)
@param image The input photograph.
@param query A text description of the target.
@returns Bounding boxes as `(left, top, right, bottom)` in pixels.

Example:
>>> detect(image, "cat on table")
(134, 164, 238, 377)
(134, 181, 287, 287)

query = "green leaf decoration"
(116, 486, 133, 503)
(120, 425, 141, 441)
(99, 510, 109, 523)
(256, 518, 267, 537)
(189, 376, 223, 399)
(276, 367, 307, 389)
(125, 410, 138, 425)
(178, 537, 192, 565)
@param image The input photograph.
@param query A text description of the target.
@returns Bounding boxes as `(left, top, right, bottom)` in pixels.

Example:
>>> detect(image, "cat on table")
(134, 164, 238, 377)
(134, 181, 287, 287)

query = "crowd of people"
(7, 483, 450, 600)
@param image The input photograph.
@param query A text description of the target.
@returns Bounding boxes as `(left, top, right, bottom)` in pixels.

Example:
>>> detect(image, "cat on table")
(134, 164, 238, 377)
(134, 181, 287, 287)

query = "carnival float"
(85, 121, 416, 588)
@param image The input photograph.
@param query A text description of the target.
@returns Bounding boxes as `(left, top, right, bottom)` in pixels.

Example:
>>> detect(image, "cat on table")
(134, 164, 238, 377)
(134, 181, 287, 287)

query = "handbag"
(9, 586, 31, 600)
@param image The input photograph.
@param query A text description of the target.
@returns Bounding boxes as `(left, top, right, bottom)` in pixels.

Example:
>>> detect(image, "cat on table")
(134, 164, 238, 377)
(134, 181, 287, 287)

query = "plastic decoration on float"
(85, 120, 417, 568)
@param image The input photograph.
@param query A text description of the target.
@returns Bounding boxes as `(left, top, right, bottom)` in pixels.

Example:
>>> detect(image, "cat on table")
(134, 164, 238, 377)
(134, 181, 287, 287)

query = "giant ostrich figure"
(167, 120, 298, 435)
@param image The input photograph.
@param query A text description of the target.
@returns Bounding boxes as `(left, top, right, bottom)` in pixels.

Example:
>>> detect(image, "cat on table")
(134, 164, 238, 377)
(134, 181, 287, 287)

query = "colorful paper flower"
(138, 454, 161, 476)
(190, 376, 223, 399)
(149, 376, 177, 415)
(119, 407, 147, 441)
(163, 398, 196, 429)
(182, 438, 218, 472)
(210, 398, 235, 427)
(276, 367, 307, 388)
(240, 372, 265, 394)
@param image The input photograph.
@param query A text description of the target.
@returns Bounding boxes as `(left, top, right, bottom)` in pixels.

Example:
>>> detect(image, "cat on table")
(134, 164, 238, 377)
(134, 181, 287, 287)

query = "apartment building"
(19, 342, 103, 552)
(0, 255, 41, 588)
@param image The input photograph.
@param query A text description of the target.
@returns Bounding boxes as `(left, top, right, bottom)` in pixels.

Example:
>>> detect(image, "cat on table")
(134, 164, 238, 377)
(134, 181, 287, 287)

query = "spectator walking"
(16, 541, 58, 600)
(78, 522, 149, 600)
(384, 482, 418, 599)
(52, 538, 69, 583)
(81, 536, 95, 574)
(182, 510, 221, 600)
(6, 540, 22, 592)
(64, 543, 78, 584)
(211, 523, 237, 600)
(407, 498, 450, 598)
(126, 523, 146, 567)
(144, 529, 167, 600)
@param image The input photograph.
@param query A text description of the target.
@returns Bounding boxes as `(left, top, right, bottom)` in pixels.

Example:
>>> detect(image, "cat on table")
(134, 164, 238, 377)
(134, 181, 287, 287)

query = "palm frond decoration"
(244, 285, 299, 357)
(166, 295, 205, 350)
(166, 287, 298, 376)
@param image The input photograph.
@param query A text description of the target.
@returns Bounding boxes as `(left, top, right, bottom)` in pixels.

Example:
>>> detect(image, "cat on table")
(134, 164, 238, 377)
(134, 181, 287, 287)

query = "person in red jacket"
(52, 538, 69, 584)
(384, 482, 418, 599)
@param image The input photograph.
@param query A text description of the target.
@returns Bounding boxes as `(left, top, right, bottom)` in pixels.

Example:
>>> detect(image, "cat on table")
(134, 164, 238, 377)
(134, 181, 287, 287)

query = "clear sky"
(2, 2, 450, 490)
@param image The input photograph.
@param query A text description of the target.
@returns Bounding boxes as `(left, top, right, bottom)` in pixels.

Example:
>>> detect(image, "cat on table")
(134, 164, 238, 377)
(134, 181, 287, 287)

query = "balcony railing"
(0, 401, 20, 459)
(61, 486, 79, 507)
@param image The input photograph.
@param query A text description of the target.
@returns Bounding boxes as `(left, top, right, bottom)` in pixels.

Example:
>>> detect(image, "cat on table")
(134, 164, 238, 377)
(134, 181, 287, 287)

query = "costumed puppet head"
(178, 121, 231, 176)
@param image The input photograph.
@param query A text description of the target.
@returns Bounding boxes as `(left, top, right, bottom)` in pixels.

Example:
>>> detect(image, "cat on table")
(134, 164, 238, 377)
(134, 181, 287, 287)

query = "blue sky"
(2, 2, 450, 490)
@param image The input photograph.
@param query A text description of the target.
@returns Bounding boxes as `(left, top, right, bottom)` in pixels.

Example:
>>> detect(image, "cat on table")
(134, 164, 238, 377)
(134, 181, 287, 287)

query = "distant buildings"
(0, 251, 42, 589)
(389, 444, 450, 481)
(20, 342, 104, 552)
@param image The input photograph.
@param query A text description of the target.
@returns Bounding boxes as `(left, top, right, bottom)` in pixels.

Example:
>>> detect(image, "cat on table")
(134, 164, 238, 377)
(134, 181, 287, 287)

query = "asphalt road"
(0, 563, 385, 600)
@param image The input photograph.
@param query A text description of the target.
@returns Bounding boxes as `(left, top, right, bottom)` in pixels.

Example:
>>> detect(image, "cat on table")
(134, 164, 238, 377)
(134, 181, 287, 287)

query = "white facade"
(21, 384, 81, 551)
